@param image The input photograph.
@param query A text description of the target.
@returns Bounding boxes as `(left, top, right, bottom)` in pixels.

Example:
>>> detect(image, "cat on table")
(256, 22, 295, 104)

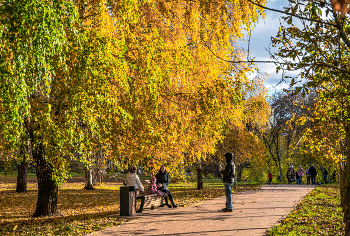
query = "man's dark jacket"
(309, 165, 317, 177)
(221, 153, 235, 183)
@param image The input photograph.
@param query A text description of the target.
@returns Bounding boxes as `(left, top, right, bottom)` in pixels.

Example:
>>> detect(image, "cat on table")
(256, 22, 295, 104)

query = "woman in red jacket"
(268, 172, 273, 184)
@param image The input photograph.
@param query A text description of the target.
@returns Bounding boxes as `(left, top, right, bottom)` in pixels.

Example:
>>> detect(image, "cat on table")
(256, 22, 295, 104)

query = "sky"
(236, 0, 291, 96)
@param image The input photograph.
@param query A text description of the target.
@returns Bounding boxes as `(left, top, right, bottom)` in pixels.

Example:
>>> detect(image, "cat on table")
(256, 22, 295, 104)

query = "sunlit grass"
(267, 185, 344, 235)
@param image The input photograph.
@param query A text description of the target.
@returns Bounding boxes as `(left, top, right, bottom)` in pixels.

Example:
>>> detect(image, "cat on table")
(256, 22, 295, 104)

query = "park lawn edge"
(266, 185, 344, 235)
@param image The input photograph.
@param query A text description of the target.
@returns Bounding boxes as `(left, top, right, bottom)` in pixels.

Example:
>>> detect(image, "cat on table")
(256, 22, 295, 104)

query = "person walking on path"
(297, 165, 304, 184)
(306, 167, 311, 185)
(309, 164, 317, 185)
(268, 172, 273, 184)
(323, 168, 328, 184)
(155, 165, 177, 208)
(287, 166, 296, 184)
(220, 152, 236, 212)
(125, 166, 145, 212)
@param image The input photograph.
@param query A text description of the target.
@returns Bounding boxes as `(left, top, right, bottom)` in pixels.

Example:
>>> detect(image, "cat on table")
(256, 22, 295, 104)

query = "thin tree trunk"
(236, 164, 242, 182)
(345, 110, 350, 234)
(16, 145, 29, 193)
(32, 143, 59, 217)
(340, 160, 346, 211)
(84, 167, 94, 190)
(197, 160, 203, 190)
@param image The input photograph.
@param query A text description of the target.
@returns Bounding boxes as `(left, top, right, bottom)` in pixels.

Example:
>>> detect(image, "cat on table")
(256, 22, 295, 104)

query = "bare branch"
(247, 0, 336, 27)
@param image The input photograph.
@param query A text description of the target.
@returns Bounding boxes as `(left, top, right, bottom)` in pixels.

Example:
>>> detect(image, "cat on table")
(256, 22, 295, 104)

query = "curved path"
(90, 185, 315, 236)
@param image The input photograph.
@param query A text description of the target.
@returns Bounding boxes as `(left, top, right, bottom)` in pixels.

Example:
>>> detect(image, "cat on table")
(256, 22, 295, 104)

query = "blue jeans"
(297, 176, 302, 184)
(311, 176, 316, 185)
(225, 182, 233, 210)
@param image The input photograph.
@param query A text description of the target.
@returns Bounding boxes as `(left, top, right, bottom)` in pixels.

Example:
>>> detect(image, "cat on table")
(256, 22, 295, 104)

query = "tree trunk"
(32, 143, 59, 217)
(197, 161, 203, 190)
(340, 160, 346, 211)
(93, 168, 102, 185)
(345, 114, 350, 234)
(84, 168, 94, 190)
(93, 152, 103, 185)
(16, 147, 29, 193)
(236, 164, 242, 182)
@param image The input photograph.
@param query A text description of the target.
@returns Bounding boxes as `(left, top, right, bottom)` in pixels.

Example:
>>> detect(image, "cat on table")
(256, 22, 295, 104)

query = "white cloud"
(236, 0, 292, 95)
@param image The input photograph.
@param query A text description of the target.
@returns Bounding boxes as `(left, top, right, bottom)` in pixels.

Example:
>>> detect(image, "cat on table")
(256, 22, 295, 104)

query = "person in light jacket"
(125, 166, 145, 212)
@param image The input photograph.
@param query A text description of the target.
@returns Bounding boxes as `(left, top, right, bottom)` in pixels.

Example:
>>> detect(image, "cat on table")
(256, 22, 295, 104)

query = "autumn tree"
(216, 74, 270, 182)
(295, 87, 346, 193)
(0, 0, 268, 216)
(267, 0, 350, 232)
(262, 90, 316, 181)
(0, 0, 127, 216)
(106, 0, 268, 177)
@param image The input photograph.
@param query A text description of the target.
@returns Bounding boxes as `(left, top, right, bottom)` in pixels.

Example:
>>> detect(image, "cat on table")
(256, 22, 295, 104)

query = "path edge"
(262, 185, 317, 236)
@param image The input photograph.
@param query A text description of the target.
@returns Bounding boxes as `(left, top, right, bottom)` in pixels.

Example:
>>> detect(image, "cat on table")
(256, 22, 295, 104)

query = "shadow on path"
(92, 185, 316, 236)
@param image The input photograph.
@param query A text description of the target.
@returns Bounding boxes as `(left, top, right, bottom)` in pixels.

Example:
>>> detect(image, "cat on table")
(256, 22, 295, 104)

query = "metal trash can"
(120, 186, 135, 216)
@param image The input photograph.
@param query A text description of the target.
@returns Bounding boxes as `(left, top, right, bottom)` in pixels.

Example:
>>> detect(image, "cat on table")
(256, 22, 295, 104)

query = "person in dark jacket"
(309, 165, 317, 185)
(155, 165, 177, 208)
(323, 168, 328, 184)
(220, 152, 235, 212)
(287, 166, 296, 184)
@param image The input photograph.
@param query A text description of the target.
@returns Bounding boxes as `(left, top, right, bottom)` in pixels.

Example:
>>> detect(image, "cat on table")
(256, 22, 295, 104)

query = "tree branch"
(333, 12, 350, 49)
(247, 0, 336, 27)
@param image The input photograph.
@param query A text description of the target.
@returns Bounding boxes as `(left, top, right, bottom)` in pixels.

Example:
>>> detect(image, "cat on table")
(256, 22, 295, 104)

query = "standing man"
(323, 168, 328, 184)
(221, 152, 235, 212)
(309, 164, 317, 185)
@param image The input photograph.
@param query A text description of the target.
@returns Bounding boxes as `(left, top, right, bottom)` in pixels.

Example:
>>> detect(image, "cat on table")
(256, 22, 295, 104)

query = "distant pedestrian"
(309, 165, 317, 185)
(137, 167, 142, 175)
(306, 168, 311, 185)
(268, 172, 273, 184)
(220, 152, 235, 212)
(323, 168, 328, 184)
(297, 165, 304, 184)
(287, 166, 296, 184)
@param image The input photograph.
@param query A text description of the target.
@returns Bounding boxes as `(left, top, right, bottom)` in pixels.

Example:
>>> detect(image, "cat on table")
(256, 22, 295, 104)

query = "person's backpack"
(287, 168, 295, 177)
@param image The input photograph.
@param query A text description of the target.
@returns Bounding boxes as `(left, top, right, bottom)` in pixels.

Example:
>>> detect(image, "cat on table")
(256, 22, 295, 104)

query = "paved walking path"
(91, 185, 316, 236)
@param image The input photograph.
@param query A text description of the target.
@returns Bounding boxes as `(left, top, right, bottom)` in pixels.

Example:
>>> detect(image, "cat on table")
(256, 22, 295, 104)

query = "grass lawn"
(0, 175, 258, 236)
(267, 185, 344, 235)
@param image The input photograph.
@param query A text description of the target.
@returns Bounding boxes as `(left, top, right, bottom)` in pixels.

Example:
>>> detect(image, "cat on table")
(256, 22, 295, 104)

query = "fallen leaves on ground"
(0, 176, 258, 235)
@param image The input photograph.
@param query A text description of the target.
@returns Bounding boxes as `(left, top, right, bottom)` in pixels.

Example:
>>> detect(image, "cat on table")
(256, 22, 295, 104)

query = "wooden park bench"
(123, 179, 166, 213)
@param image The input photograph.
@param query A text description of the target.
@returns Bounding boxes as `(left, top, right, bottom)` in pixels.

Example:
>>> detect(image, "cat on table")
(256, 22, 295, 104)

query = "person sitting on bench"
(148, 176, 165, 197)
(156, 165, 177, 208)
(125, 166, 145, 213)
